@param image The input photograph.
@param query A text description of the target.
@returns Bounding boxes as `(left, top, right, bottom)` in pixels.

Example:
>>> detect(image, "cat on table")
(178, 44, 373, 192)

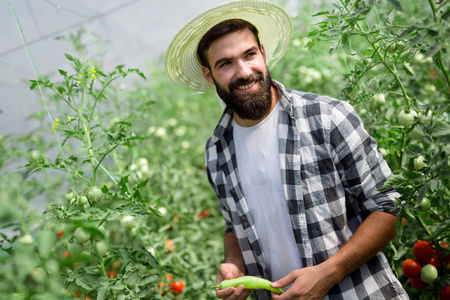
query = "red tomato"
(63, 251, 71, 258)
(441, 285, 450, 300)
(107, 270, 117, 278)
(57, 231, 64, 238)
(413, 241, 435, 263)
(170, 280, 185, 292)
(426, 255, 441, 269)
(402, 259, 422, 278)
(444, 254, 450, 269)
(410, 277, 427, 290)
(165, 273, 174, 281)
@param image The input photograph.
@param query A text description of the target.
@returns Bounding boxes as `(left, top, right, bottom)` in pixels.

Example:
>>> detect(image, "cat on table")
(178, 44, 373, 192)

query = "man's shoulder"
(284, 88, 343, 108)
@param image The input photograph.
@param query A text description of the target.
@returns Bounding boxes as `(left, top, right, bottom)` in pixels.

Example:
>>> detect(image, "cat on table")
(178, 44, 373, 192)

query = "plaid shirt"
(205, 81, 408, 300)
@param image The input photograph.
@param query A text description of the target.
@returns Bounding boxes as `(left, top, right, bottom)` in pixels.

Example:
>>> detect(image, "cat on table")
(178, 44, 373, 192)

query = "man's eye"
(247, 52, 256, 58)
(220, 62, 230, 68)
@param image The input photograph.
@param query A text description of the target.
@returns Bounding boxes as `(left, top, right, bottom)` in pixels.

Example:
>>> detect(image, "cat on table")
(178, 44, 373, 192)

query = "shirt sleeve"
(328, 100, 400, 215)
(205, 141, 234, 233)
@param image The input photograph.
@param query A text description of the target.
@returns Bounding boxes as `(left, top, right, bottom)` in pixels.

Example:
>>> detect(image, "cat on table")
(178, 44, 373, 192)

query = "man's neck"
(233, 83, 279, 127)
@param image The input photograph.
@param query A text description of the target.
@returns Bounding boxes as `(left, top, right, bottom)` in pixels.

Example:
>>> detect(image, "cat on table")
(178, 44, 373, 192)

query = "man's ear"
(260, 44, 267, 62)
(202, 66, 215, 85)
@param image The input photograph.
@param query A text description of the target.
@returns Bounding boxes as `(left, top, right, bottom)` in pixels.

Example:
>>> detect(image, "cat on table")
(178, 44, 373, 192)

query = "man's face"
(201, 29, 273, 121)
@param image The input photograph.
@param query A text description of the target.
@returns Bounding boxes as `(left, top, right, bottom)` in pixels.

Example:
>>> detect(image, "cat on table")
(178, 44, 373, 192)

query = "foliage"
(296, 0, 449, 297)
(0, 34, 223, 299)
(1, 0, 449, 298)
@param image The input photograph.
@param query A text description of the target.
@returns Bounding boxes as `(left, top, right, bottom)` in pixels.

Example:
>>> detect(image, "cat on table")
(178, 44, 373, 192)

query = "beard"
(214, 68, 273, 121)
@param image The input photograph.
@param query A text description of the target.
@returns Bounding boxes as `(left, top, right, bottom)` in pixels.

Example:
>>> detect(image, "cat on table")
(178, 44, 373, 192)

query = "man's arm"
(223, 231, 247, 274)
(215, 231, 252, 299)
(272, 211, 398, 299)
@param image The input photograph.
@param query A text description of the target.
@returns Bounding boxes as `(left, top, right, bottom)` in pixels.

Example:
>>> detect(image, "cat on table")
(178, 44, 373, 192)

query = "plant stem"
(79, 85, 97, 185)
(339, 0, 411, 107)
(399, 130, 406, 169)
(417, 214, 432, 236)
(94, 144, 120, 177)
(426, 0, 450, 89)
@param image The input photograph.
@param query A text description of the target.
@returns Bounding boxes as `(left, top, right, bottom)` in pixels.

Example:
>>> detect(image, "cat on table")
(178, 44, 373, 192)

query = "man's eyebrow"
(213, 46, 259, 69)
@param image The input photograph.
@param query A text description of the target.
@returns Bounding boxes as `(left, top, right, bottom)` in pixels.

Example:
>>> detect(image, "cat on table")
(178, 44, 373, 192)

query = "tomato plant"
(1, 0, 448, 299)
(289, 0, 450, 298)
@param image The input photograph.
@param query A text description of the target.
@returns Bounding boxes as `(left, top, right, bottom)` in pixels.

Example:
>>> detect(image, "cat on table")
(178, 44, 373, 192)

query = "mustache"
(229, 72, 264, 92)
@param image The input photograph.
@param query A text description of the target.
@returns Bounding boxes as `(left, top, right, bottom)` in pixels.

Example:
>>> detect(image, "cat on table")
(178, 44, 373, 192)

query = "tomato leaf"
(380, 174, 407, 190)
(387, 0, 402, 11)
(431, 124, 450, 137)
(136, 274, 159, 287)
(75, 275, 93, 290)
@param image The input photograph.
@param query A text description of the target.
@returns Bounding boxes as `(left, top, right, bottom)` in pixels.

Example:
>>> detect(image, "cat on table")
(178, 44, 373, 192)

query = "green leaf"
(403, 208, 416, 220)
(380, 174, 407, 190)
(424, 43, 441, 59)
(76, 275, 94, 290)
(431, 124, 450, 137)
(29, 80, 38, 90)
(97, 284, 108, 300)
(403, 63, 415, 76)
(386, 10, 397, 25)
(312, 11, 330, 17)
(387, 0, 402, 11)
(136, 274, 159, 287)
(64, 53, 74, 61)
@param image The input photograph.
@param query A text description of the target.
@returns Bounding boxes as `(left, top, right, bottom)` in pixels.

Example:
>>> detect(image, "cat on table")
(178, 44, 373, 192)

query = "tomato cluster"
(158, 273, 185, 296)
(402, 240, 450, 298)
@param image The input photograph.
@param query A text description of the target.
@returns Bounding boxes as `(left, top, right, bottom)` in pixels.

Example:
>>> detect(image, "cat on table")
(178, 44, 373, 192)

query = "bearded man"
(165, 1, 409, 299)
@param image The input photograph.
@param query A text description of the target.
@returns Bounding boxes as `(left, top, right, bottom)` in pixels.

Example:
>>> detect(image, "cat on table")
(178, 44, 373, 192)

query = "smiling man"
(165, 1, 409, 299)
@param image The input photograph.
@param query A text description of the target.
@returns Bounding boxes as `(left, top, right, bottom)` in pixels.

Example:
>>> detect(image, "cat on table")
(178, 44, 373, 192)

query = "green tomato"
(419, 197, 431, 212)
(19, 234, 34, 245)
(65, 192, 74, 202)
(419, 110, 432, 123)
(95, 225, 108, 241)
(87, 186, 103, 202)
(78, 196, 88, 207)
(420, 264, 438, 283)
(68, 242, 84, 255)
(372, 93, 386, 109)
(74, 227, 91, 244)
(94, 240, 108, 257)
(414, 156, 425, 170)
(409, 126, 424, 140)
(398, 109, 417, 127)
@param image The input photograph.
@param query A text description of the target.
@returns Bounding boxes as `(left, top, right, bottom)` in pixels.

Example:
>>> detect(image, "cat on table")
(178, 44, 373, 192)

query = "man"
(165, 1, 408, 299)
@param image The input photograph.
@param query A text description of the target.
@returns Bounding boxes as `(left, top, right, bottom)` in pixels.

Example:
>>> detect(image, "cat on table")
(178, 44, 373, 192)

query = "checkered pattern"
(205, 81, 408, 300)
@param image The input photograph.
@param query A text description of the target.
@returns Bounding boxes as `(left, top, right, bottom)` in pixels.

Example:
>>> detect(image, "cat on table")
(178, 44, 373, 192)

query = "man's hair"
(197, 19, 261, 69)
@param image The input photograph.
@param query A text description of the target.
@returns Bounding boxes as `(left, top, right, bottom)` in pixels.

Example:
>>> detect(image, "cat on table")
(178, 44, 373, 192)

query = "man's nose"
(235, 60, 252, 79)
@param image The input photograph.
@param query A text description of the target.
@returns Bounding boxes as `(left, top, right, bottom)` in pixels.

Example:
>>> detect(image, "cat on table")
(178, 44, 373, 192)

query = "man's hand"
(271, 265, 335, 300)
(271, 211, 399, 299)
(215, 263, 252, 300)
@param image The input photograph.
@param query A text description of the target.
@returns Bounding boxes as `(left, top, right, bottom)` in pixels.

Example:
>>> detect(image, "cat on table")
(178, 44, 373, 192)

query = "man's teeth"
(237, 81, 255, 90)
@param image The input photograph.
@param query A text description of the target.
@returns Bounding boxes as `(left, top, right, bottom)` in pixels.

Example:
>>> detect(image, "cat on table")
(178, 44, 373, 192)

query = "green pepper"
(211, 276, 284, 294)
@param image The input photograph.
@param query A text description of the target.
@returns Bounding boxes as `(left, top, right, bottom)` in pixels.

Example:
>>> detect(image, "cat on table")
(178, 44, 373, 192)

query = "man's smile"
(236, 80, 257, 91)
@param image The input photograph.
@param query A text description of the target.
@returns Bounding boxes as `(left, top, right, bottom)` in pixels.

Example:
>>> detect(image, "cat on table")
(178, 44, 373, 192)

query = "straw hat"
(164, 0, 293, 93)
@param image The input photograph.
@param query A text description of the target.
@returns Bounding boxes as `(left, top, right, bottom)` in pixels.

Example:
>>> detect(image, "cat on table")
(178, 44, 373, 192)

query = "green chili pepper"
(211, 276, 284, 294)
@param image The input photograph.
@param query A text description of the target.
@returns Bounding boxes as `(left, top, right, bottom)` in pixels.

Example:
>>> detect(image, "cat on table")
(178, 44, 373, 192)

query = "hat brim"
(164, 0, 293, 93)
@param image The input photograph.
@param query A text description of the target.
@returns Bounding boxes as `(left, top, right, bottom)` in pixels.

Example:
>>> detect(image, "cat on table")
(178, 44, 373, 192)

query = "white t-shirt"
(233, 101, 302, 281)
